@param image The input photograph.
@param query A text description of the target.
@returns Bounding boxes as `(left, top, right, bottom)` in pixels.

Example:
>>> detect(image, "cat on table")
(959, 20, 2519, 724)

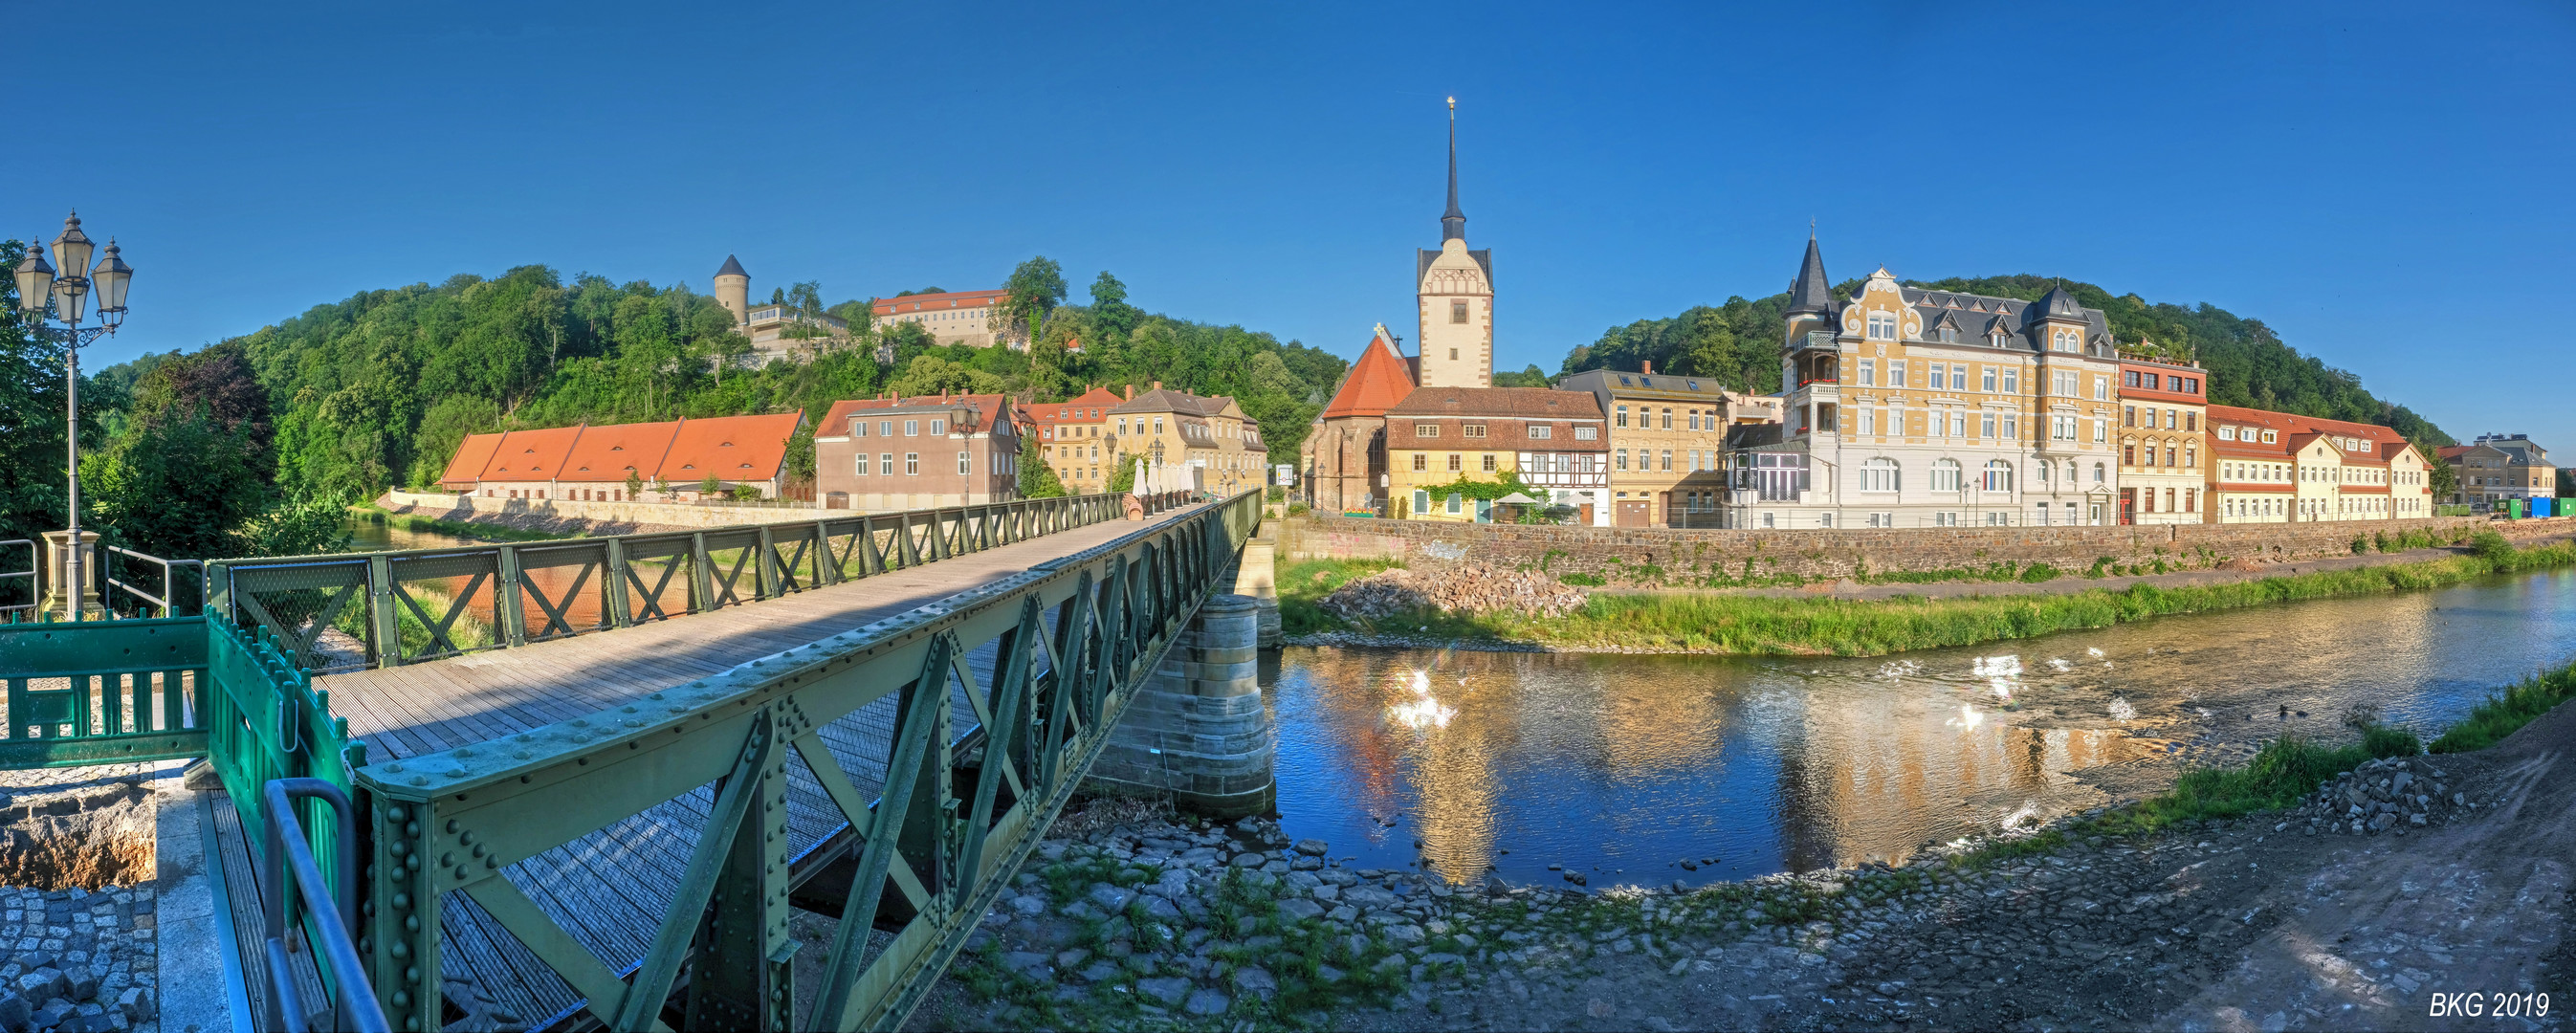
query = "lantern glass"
(12, 246, 53, 313)
(91, 242, 130, 314)
(49, 213, 92, 285)
(52, 278, 85, 323)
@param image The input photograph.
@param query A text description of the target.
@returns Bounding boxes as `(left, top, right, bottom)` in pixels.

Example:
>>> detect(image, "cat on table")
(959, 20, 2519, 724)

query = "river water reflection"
(1267, 569, 2576, 889)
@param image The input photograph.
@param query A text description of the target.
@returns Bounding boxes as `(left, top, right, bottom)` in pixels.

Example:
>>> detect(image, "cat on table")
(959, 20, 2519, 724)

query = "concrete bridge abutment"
(1089, 593, 1276, 819)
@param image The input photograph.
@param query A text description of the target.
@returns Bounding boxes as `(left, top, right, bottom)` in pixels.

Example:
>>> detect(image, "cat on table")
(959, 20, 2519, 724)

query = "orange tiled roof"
(661, 413, 804, 482)
(871, 289, 1008, 316)
(482, 426, 584, 481)
(1320, 330, 1415, 419)
(1029, 386, 1127, 428)
(440, 432, 505, 486)
(558, 421, 681, 483)
(822, 393, 1016, 436)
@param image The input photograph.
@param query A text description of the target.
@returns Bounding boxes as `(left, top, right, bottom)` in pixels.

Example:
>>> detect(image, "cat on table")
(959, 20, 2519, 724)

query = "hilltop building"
(1416, 100, 1493, 389)
(2207, 406, 2432, 521)
(438, 412, 806, 501)
(2437, 433, 2554, 508)
(813, 392, 1024, 511)
(874, 289, 1011, 349)
(712, 255, 851, 364)
(1728, 237, 2124, 529)
(1302, 325, 1417, 515)
(1559, 363, 1736, 526)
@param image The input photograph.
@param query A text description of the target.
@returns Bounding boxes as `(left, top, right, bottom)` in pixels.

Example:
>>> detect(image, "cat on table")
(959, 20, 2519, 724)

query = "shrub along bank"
(1279, 531, 2576, 657)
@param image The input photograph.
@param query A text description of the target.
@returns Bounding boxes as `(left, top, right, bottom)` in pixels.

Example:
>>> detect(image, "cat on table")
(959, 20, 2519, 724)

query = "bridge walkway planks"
(301, 503, 1208, 1027)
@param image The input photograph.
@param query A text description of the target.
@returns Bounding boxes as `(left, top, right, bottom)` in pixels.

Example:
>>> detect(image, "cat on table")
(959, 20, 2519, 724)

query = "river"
(1269, 569, 2576, 889)
(340, 516, 2576, 890)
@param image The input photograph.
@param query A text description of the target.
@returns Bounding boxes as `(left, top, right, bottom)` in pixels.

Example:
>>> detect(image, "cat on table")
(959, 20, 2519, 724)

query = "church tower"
(1416, 99, 1493, 388)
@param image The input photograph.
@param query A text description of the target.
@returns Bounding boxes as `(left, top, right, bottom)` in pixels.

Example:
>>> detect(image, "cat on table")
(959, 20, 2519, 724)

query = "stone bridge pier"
(1090, 593, 1277, 818)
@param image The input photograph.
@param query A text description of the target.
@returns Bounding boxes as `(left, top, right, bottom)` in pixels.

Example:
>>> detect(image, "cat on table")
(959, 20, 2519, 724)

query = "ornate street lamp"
(17, 212, 132, 620)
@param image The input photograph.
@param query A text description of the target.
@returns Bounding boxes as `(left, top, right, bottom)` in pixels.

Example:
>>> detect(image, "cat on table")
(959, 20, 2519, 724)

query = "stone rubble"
(2294, 755, 2471, 835)
(1317, 563, 1589, 621)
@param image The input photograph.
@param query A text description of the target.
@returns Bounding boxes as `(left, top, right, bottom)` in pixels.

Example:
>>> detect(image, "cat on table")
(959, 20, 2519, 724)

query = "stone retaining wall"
(385, 489, 823, 534)
(1278, 514, 2574, 585)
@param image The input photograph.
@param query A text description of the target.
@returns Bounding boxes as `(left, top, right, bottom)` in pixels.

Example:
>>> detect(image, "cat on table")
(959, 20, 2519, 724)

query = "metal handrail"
(0, 538, 33, 615)
(103, 544, 202, 617)
(261, 779, 386, 1033)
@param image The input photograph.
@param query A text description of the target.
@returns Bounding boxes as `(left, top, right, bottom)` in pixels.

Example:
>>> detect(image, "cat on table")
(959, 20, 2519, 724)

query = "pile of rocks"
(2295, 756, 2470, 835)
(0, 885, 159, 1033)
(1319, 563, 1590, 621)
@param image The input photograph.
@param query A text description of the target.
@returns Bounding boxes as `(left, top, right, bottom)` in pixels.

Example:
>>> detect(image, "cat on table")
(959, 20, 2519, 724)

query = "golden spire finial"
(1447, 96, 1455, 111)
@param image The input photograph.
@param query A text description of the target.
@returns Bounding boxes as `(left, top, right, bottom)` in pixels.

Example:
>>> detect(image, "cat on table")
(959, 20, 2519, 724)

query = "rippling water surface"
(1267, 569, 2576, 889)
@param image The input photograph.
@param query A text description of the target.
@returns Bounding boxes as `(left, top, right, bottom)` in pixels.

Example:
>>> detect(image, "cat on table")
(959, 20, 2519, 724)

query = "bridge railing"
(204, 492, 1189, 672)
(350, 489, 1262, 1033)
(0, 616, 212, 768)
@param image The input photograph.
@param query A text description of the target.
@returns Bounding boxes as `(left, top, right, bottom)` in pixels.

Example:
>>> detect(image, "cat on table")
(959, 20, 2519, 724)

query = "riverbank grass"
(1283, 535, 2576, 657)
(2431, 662, 2576, 754)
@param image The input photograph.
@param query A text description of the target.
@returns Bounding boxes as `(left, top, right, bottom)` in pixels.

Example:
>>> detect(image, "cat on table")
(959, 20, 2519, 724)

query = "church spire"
(1442, 97, 1466, 242)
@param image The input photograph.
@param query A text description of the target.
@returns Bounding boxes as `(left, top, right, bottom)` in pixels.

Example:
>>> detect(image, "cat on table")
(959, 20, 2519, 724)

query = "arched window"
(1930, 458, 1964, 493)
(2035, 459, 2053, 485)
(1982, 460, 2015, 493)
(2092, 462, 2106, 484)
(1860, 457, 1901, 493)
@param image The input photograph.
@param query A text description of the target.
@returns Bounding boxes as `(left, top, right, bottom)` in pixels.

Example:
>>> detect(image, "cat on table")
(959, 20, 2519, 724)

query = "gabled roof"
(871, 289, 1008, 316)
(823, 394, 1016, 434)
(440, 432, 506, 487)
(482, 426, 584, 481)
(1323, 329, 1419, 420)
(661, 413, 804, 482)
(1112, 387, 1229, 418)
(1029, 386, 1127, 426)
(559, 421, 681, 483)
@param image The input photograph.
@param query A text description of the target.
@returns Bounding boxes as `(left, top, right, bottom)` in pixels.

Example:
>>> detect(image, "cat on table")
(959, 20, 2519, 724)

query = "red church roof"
(1321, 328, 1416, 419)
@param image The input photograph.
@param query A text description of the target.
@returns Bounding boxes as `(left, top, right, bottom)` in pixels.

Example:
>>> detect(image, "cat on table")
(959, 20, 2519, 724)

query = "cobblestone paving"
(0, 764, 166, 1033)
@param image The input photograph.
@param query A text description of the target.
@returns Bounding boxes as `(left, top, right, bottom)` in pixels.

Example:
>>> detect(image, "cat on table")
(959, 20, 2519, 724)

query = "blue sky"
(17, 2, 2572, 445)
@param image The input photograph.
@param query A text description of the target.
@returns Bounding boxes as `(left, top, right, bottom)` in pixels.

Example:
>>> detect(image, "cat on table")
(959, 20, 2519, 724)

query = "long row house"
(1301, 233, 2437, 528)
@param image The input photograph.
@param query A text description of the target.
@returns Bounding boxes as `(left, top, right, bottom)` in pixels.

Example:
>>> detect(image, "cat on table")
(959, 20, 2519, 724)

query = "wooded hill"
(1556, 275, 2453, 449)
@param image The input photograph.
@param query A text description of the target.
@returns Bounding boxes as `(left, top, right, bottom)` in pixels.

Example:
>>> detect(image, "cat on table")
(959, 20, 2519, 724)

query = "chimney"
(1125, 385, 1134, 400)
(1151, 381, 1162, 391)
(1641, 361, 1653, 375)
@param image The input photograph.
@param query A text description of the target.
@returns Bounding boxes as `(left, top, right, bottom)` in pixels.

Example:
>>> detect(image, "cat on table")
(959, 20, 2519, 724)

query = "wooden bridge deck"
(297, 503, 1208, 1027)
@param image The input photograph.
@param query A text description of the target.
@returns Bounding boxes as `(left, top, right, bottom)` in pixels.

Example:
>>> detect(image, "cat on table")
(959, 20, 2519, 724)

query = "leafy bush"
(1558, 572, 1605, 587)
(2017, 563, 2060, 582)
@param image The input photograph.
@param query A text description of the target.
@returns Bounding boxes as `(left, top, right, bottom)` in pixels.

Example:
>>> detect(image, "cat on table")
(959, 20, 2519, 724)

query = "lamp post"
(16, 211, 133, 621)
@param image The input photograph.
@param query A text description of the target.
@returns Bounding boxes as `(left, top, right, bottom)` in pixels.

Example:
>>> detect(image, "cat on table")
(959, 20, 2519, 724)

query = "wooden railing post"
(495, 545, 529, 648)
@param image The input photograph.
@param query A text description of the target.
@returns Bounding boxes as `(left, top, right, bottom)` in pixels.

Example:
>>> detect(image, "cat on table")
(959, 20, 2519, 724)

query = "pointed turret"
(2034, 280, 2081, 318)
(1442, 98, 1466, 242)
(1785, 233, 1834, 317)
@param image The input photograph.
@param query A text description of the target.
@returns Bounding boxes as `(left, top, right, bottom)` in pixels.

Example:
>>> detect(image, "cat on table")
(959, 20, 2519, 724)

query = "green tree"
(999, 256, 1068, 347)
(625, 469, 644, 498)
(2429, 456, 2461, 503)
(1105, 451, 1136, 493)
(1018, 432, 1067, 498)
(889, 356, 1007, 397)
(700, 473, 720, 496)
(407, 395, 502, 489)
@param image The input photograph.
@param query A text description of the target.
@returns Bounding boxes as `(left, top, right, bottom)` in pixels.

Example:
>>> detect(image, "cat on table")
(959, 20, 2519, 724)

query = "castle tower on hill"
(714, 254, 750, 325)
(1415, 99, 1493, 389)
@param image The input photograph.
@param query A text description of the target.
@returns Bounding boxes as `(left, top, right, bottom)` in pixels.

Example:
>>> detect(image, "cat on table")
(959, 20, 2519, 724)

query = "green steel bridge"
(0, 489, 1262, 1031)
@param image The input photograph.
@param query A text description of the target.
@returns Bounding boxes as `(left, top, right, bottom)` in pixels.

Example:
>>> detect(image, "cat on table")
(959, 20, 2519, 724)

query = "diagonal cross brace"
(610, 708, 778, 1032)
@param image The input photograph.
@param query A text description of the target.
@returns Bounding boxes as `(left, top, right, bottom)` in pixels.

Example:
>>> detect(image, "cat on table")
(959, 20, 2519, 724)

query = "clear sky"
(15, 2, 2571, 446)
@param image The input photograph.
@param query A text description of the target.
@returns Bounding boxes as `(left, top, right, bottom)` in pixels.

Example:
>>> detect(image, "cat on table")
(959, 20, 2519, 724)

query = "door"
(1580, 503, 1596, 525)
(2120, 491, 2135, 525)
(1618, 500, 1650, 527)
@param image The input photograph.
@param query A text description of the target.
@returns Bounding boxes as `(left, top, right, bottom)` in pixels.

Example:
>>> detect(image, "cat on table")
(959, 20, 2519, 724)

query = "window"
(878, 453, 894, 475)
(1983, 460, 2014, 493)
(1416, 423, 1440, 437)
(1156, 418, 1166, 435)
(2093, 462, 2106, 484)
(2093, 419, 2108, 443)
(1414, 490, 1429, 514)
(1889, 363, 1907, 388)
(1861, 457, 1901, 493)
(1616, 406, 1629, 428)
(1981, 366, 1996, 392)
(1686, 410, 1701, 431)
(1447, 453, 1462, 472)
(905, 453, 919, 475)
(2185, 412, 2197, 431)
(1451, 300, 1468, 324)
(1929, 459, 1963, 493)
(2124, 445, 2136, 466)
(1951, 410, 1967, 437)
(2218, 426, 2235, 441)
(958, 451, 973, 475)
(1570, 425, 1599, 441)
(1449, 348, 1459, 360)
(1929, 363, 1947, 390)
(2003, 412, 2018, 439)
(853, 421, 870, 438)
(2261, 429, 2278, 444)
(1463, 424, 1486, 438)
(2036, 459, 2053, 485)
(1412, 452, 1427, 472)
(2036, 502, 2052, 525)
(1662, 408, 1674, 429)
(854, 454, 869, 475)
(930, 419, 946, 435)
(1859, 360, 1875, 386)
(1483, 453, 1496, 472)
(1867, 311, 1898, 340)
(2094, 377, 2109, 401)
(1447, 492, 1463, 514)
(2125, 406, 2138, 428)
(1860, 408, 1876, 435)
(1940, 325, 1957, 343)
(2002, 368, 2019, 393)
(1660, 450, 1673, 471)
(1951, 366, 1968, 390)
(904, 420, 919, 436)
(1527, 424, 1552, 439)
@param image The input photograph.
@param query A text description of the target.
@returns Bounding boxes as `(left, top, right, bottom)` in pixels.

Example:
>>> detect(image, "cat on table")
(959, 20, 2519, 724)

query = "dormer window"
(2218, 427, 2236, 441)
(2260, 429, 2278, 444)
(1991, 332, 2009, 348)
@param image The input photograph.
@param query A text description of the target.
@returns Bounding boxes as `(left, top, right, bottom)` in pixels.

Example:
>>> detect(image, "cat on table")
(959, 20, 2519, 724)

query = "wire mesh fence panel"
(511, 540, 616, 644)
(700, 528, 763, 607)
(618, 534, 697, 622)
(386, 549, 505, 664)
(226, 560, 376, 671)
